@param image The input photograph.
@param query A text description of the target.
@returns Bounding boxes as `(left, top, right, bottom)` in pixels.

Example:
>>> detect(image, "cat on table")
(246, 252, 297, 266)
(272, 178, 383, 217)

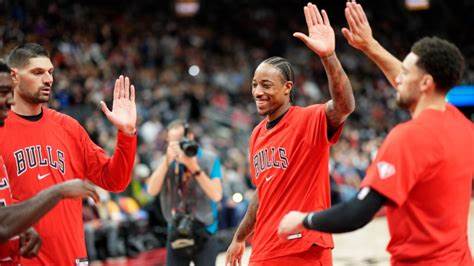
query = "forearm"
(321, 53, 355, 129)
(195, 172, 222, 202)
(363, 40, 402, 88)
(147, 159, 169, 196)
(303, 188, 385, 233)
(92, 131, 137, 192)
(0, 187, 62, 242)
(234, 192, 259, 242)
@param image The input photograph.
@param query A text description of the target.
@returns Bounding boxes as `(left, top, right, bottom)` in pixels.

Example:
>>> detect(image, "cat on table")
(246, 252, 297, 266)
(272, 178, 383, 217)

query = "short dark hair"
(262, 56, 296, 102)
(7, 43, 50, 69)
(0, 60, 11, 74)
(411, 37, 465, 93)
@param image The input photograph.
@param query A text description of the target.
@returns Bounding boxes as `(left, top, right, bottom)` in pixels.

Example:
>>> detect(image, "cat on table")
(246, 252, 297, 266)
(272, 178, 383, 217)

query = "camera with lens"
(175, 213, 194, 237)
(179, 138, 198, 157)
(179, 123, 199, 157)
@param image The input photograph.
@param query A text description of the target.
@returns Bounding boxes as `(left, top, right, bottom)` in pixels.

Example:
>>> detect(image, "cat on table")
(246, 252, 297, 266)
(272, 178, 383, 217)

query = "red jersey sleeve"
(302, 104, 343, 146)
(361, 123, 440, 206)
(78, 126, 137, 192)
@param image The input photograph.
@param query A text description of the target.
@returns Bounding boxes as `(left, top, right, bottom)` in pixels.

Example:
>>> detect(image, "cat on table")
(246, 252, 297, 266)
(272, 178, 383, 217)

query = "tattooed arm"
(322, 53, 355, 136)
(293, 3, 355, 138)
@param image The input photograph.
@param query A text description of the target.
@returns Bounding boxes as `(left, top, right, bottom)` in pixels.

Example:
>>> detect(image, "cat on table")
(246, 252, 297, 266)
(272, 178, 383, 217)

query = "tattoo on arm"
(321, 54, 355, 134)
(234, 192, 259, 242)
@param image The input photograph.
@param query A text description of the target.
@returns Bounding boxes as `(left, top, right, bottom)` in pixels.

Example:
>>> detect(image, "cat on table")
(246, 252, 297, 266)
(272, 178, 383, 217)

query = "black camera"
(179, 123, 198, 157)
(176, 213, 194, 237)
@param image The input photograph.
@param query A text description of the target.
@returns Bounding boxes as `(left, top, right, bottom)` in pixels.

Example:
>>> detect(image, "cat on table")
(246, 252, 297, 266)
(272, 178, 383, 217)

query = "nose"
(43, 72, 53, 86)
(253, 85, 264, 98)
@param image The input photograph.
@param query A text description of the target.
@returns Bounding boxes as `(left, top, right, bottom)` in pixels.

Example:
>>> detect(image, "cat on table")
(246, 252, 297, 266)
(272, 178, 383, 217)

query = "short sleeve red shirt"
(361, 104, 474, 265)
(248, 105, 343, 262)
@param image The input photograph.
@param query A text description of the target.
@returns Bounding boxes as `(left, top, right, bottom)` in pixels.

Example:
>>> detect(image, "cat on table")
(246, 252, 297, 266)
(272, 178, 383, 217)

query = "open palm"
(294, 3, 335, 58)
(101, 75, 137, 135)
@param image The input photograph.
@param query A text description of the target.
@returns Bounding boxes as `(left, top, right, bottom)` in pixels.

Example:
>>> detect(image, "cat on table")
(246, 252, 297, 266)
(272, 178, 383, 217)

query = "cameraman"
(147, 120, 223, 266)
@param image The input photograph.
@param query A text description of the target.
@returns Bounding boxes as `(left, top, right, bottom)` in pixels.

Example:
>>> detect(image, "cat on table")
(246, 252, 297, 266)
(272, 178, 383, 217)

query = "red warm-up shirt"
(361, 104, 474, 265)
(248, 105, 343, 262)
(0, 108, 136, 265)
(0, 156, 20, 265)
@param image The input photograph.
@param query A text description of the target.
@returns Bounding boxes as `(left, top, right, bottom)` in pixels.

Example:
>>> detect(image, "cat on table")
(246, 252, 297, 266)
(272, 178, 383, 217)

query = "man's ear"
(284, 81, 293, 96)
(10, 68, 19, 86)
(420, 74, 435, 93)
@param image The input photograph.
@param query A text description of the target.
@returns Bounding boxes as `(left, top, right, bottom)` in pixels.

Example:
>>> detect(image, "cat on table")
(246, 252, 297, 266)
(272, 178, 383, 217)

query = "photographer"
(147, 120, 223, 266)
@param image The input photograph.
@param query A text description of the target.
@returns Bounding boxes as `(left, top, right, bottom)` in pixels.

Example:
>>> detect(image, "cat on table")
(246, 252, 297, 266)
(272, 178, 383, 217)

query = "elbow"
(343, 98, 356, 116)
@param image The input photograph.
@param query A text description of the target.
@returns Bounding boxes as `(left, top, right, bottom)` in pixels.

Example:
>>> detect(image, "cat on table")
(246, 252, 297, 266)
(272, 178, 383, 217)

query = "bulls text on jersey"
(13, 145, 66, 176)
(253, 147, 288, 178)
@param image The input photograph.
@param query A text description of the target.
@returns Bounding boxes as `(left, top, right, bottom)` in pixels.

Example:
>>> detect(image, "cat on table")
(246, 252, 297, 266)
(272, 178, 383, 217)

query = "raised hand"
(101, 75, 137, 135)
(294, 2, 335, 58)
(341, 0, 375, 51)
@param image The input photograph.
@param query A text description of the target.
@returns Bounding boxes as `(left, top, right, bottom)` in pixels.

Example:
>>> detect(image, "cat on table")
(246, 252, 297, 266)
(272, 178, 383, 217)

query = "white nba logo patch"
(377, 161, 396, 179)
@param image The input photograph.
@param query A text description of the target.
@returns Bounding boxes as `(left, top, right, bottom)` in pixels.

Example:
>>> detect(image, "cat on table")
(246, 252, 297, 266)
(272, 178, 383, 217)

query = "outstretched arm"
(0, 179, 98, 243)
(294, 3, 355, 134)
(342, 0, 402, 88)
(278, 188, 386, 237)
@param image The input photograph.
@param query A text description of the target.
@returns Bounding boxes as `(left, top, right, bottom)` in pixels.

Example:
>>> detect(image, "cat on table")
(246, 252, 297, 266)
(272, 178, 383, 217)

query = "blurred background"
(1, 0, 473, 265)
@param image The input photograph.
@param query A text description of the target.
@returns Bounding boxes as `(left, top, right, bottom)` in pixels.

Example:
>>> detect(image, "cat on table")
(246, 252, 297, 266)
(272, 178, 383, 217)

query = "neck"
(411, 92, 446, 119)
(12, 94, 43, 116)
(268, 102, 291, 121)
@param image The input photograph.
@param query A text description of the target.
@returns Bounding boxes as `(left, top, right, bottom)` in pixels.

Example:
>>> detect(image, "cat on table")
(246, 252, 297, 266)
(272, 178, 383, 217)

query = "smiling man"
(225, 3, 355, 266)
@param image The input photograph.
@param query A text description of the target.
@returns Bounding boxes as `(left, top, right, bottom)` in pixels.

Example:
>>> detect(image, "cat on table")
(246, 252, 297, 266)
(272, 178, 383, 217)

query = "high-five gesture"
(341, 0, 375, 51)
(294, 3, 335, 58)
(101, 75, 137, 135)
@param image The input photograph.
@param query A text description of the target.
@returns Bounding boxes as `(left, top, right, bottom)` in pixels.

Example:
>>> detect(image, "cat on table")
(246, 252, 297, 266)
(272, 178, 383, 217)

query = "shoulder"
(45, 108, 81, 128)
(200, 149, 220, 162)
(250, 119, 266, 139)
(384, 120, 432, 151)
(45, 108, 87, 137)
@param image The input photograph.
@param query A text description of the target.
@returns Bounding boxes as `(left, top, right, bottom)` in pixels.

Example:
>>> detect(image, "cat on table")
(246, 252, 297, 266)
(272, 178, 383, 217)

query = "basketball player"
(278, 2, 473, 265)
(0, 43, 137, 265)
(226, 3, 355, 265)
(0, 61, 100, 265)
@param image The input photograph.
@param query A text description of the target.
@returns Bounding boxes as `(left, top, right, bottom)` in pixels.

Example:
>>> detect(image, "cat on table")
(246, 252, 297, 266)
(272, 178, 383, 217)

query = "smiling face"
(12, 56, 54, 105)
(252, 63, 292, 120)
(0, 72, 14, 126)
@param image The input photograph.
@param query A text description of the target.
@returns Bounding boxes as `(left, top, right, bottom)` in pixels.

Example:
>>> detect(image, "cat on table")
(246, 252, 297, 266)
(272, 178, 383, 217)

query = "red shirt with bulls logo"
(0, 155, 20, 265)
(0, 108, 136, 265)
(248, 104, 343, 262)
(361, 104, 473, 265)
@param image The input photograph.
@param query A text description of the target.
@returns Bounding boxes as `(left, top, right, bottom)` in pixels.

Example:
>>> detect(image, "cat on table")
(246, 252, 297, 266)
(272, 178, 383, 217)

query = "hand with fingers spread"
(101, 75, 137, 135)
(342, 0, 375, 51)
(294, 2, 335, 58)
